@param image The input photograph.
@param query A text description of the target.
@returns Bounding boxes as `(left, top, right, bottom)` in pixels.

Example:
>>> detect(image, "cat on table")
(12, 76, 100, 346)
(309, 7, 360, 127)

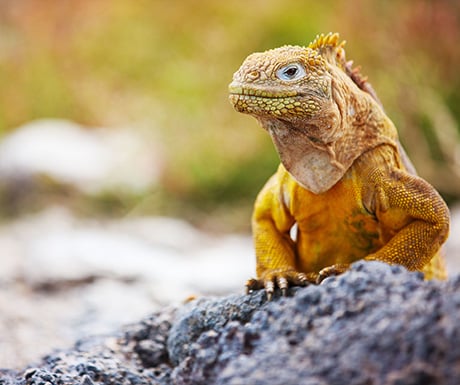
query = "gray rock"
(171, 261, 460, 385)
(0, 208, 253, 368)
(445, 204, 460, 275)
(3, 261, 460, 384)
(167, 291, 266, 366)
(0, 119, 162, 194)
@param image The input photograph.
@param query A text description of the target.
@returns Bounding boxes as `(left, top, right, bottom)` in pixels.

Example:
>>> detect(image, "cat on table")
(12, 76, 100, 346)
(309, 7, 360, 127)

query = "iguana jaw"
(228, 84, 298, 99)
(229, 83, 347, 194)
(228, 82, 331, 131)
(229, 83, 303, 118)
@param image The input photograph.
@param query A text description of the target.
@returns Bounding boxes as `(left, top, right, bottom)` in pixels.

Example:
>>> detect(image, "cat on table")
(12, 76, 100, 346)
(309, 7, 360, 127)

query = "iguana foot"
(316, 263, 350, 284)
(246, 269, 316, 300)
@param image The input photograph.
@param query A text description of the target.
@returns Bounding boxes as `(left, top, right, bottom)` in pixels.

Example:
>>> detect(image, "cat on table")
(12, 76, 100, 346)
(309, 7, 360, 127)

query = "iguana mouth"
(228, 84, 327, 108)
(228, 83, 298, 99)
(229, 93, 295, 101)
(228, 87, 304, 117)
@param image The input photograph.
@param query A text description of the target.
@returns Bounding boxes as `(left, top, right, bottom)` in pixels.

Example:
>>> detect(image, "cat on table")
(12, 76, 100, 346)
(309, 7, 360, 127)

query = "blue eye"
(276, 63, 306, 81)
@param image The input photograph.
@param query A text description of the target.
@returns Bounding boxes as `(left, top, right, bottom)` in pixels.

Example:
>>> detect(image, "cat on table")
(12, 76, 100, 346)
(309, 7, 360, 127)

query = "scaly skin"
(229, 33, 450, 299)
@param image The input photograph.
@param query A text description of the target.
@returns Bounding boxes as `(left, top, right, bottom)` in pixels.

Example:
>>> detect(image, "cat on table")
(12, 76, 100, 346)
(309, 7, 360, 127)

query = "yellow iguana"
(228, 33, 450, 299)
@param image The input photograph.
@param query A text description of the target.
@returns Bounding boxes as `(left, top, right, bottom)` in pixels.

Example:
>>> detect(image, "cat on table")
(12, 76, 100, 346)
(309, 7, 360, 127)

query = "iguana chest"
(285, 168, 384, 272)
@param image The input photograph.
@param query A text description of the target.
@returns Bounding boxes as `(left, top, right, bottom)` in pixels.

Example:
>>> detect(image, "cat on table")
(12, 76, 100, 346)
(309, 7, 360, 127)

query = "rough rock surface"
(2, 261, 460, 385)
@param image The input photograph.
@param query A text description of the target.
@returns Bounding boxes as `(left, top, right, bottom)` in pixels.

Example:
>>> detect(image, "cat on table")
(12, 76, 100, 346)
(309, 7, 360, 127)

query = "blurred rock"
(0, 119, 162, 194)
(3, 262, 460, 385)
(445, 204, 460, 275)
(0, 206, 254, 368)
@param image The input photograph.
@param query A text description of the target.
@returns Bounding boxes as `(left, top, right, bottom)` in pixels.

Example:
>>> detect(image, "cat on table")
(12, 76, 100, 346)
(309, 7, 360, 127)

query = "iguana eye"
(276, 63, 306, 81)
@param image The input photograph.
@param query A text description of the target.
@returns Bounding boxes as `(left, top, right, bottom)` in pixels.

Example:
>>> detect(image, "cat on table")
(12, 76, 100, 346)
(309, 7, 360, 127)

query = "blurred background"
(0, 0, 459, 369)
(0, 0, 459, 227)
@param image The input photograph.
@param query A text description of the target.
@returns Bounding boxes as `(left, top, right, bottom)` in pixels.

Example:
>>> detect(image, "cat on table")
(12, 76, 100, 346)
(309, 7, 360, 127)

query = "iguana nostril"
(247, 70, 260, 81)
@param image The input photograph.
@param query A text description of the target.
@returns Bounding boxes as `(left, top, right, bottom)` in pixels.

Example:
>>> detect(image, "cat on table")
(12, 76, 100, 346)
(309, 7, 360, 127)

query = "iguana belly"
(291, 174, 382, 272)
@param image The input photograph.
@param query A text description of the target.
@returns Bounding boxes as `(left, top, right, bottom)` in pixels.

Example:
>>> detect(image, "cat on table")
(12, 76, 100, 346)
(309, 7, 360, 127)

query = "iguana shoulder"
(229, 33, 449, 299)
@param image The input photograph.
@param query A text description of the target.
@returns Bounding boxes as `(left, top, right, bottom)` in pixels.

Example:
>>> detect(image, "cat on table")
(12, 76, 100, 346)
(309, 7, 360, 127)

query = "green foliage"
(0, 0, 458, 227)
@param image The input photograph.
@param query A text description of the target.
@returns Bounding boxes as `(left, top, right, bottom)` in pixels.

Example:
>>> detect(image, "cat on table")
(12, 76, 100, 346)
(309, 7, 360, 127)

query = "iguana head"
(229, 33, 398, 194)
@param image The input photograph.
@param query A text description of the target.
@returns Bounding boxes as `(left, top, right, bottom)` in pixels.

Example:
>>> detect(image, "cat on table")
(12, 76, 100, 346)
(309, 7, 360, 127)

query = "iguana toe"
(316, 263, 350, 284)
(246, 269, 314, 300)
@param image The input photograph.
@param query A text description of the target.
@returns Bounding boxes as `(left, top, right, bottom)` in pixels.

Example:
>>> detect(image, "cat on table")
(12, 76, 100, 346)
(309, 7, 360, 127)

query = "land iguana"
(228, 33, 450, 299)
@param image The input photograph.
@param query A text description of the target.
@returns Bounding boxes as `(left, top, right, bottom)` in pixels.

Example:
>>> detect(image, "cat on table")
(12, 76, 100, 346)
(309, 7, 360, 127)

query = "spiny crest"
(308, 32, 347, 68)
(309, 32, 382, 107)
(308, 32, 344, 51)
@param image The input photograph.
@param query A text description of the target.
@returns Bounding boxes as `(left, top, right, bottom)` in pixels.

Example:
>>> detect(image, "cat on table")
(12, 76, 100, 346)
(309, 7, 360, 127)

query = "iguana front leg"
(363, 168, 450, 271)
(318, 168, 450, 282)
(249, 217, 313, 299)
(247, 175, 315, 299)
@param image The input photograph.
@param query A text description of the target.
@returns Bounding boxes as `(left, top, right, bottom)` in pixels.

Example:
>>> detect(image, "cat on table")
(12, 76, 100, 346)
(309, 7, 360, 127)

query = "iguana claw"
(316, 263, 350, 284)
(246, 270, 314, 300)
